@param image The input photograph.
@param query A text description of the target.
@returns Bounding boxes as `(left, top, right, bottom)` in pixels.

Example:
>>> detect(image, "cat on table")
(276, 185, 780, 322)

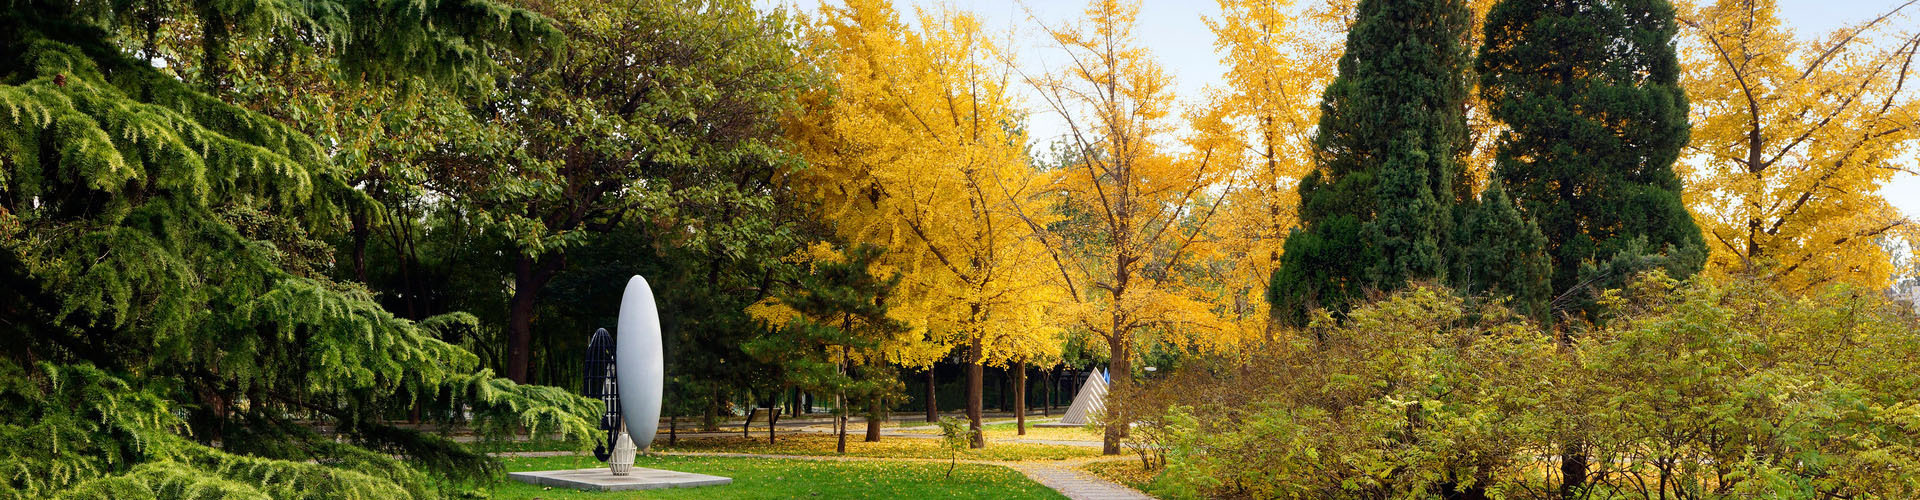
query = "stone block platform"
(507, 467, 732, 491)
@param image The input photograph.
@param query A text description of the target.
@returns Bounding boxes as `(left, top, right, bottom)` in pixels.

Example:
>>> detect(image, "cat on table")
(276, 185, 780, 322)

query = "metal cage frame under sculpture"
(583, 328, 621, 462)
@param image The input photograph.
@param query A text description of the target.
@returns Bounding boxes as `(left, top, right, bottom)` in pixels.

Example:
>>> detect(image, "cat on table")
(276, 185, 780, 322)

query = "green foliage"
(1141, 275, 1920, 498)
(0, 0, 598, 497)
(936, 416, 970, 478)
(1269, 0, 1476, 326)
(1478, 0, 1705, 320)
(746, 245, 909, 423)
(472, 0, 813, 383)
(1453, 180, 1553, 321)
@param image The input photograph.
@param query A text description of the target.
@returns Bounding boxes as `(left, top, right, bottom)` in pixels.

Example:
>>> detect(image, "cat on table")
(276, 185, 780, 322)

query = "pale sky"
(758, 0, 1920, 221)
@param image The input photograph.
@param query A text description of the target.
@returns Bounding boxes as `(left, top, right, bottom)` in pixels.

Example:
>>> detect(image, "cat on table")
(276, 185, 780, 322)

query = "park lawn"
(892, 419, 1105, 443)
(977, 420, 1104, 442)
(655, 434, 1098, 461)
(471, 438, 592, 454)
(489, 454, 1064, 499)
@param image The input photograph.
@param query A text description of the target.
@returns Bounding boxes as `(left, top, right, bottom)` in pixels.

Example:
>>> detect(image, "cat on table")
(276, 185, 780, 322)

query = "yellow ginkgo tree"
(786, 0, 1067, 448)
(1679, 0, 1919, 292)
(1199, 0, 1343, 340)
(1023, 0, 1240, 455)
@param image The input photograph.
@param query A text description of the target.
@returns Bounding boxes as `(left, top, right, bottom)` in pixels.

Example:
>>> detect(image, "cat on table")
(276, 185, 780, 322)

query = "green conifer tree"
(1268, 0, 1476, 326)
(1479, 1, 1703, 495)
(1453, 179, 1553, 322)
(0, 2, 597, 497)
(1478, 0, 1705, 323)
(744, 245, 907, 454)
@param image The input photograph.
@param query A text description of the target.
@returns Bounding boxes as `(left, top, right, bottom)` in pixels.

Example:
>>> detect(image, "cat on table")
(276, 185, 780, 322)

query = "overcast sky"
(757, 0, 1919, 220)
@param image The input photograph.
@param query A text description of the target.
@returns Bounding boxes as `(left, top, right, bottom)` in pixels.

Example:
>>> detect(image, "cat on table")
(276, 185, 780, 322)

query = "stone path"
(492, 450, 1152, 499)
(1009, 458, 1152, 500)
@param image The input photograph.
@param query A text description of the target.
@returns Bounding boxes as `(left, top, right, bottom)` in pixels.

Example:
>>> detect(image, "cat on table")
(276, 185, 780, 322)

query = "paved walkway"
(493, 450, 1151, 499)
(1009, 458, 1153, 500)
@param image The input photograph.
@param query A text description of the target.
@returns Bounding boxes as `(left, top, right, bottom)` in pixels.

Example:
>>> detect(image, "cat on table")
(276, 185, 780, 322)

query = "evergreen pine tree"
(744, 245, 907, 453)
(1268, 0, 1476, 326)
(1478, 0, 1705, 322)
(1454, 179, 1553, 322)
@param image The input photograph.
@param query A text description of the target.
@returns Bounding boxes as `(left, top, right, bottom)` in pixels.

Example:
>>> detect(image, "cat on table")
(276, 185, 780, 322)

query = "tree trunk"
(703, 388, 720, 432)
(1043, 369, 1052, 416)
(669, 415, 677, 445)
(767, 406, 778, 444)
(505, 287, 536, 384)
(743, 407, 755, 438)
(506, 254, 562, 383)
(835, 394, 848, 454)
(998, 367, 1010, 411)
(1560, 442, 1587, 499)
(349, 209, 370, 284)
(1104, 331, 1130, 455)
(966, 343, 984, 448)
(925, 366, 938, 422)
(1015, 362, 1027, 436)
(865, 399, 883, 442)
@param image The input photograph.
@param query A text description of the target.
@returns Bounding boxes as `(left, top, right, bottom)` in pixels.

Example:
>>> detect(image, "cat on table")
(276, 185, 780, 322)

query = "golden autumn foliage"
(786, 0, 1070, 445)
(790, 0, 1066, 369)
(1679, 0, 1920, 292)
(1023, 0, 1241, 453)
(1197, 0, 1340, 340)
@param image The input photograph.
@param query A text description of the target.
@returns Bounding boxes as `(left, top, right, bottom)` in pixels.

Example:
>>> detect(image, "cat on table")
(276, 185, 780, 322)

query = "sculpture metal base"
(508, 467, 732, 491)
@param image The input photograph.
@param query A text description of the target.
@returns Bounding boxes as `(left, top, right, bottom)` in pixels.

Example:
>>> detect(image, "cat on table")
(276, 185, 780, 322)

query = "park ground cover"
(491, 455, 1063, 499)
(653, 434, 1096, 461)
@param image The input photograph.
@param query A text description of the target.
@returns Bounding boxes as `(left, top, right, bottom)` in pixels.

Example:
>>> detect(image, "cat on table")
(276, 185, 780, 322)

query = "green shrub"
(1135, 275, 1920, 499)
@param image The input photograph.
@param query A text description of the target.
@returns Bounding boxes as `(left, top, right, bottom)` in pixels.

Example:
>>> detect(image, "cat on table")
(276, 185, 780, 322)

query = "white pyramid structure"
(1058, 369, 1109, 426)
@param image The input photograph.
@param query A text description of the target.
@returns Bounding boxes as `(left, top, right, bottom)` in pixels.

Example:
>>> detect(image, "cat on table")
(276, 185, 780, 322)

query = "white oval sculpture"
(616, 275, 665, 452)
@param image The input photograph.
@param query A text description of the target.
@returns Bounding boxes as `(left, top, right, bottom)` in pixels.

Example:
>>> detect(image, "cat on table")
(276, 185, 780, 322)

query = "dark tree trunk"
(865, 399, 882, 442)
(966, 343, 984, 448)
(506, 254, 563, 383)
(669, 415, 677, 445)
(767, 406, 777, 444)
(1015, 362, 1027, 436)
(703, 388, 720, 432)
(835, 395, 848, 454)
(925, 366, 938, 422)
(1043, 369, 1052, 416)
(1104, 331, 1130, 455)
(1560, 443, 1587, 499)
(743, 407, 755, 438)
(349, 209, 370, 284)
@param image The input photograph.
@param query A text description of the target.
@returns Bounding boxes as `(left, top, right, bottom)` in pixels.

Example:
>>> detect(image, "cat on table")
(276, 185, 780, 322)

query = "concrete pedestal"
(507, 467, 732, 492)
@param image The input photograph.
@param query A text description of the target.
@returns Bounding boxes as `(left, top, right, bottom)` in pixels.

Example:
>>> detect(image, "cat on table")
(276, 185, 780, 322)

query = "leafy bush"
(1134, 275, 1920, 498)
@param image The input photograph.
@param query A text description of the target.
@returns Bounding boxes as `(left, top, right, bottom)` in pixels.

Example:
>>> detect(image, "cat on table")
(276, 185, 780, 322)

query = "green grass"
(470, 438, 591, 454)
(489, 454, 1064, 499)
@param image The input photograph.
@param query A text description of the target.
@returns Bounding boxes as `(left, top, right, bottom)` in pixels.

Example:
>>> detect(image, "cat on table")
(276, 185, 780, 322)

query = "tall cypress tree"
(1267, 0, 1475, 326)
(1454, 179, 1553, 321)
(1479, 1, 1702, 496)
(1478, 0, 1705, 323)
